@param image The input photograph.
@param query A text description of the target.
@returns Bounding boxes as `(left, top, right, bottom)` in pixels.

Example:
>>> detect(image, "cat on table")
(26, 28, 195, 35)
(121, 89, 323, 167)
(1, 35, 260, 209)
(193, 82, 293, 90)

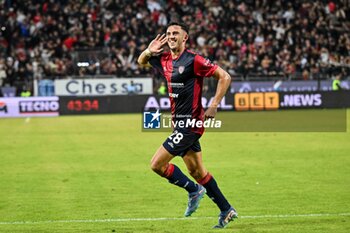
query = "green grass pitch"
(0, 110, 349, 233)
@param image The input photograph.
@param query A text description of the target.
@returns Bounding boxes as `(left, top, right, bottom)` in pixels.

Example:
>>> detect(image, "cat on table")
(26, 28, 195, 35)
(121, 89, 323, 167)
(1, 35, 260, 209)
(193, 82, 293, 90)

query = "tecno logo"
(0, 101, 7, 113)
(280, 94, 322, 107)
(19, 100, 59, 113)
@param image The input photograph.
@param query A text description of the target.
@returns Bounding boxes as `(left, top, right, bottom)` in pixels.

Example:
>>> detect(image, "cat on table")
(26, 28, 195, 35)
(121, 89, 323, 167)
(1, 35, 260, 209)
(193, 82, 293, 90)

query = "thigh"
(182, 150, 207, 180)
(151, 145, 174, 168)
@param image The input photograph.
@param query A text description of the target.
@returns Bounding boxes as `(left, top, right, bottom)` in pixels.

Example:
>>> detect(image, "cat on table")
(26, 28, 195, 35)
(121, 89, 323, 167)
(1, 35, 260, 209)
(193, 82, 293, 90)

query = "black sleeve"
(149, 55, 164, 76)
(149, 56, 161, 69)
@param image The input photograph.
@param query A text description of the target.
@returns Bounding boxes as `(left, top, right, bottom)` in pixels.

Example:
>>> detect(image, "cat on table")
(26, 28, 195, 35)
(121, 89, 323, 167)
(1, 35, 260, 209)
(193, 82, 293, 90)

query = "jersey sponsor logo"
(169, 93, 179, 98)
(143, 109, 161, 129)
(178, 66, 185, 74)
(0, 101, 8, 113)
(169, 82, 184, 87)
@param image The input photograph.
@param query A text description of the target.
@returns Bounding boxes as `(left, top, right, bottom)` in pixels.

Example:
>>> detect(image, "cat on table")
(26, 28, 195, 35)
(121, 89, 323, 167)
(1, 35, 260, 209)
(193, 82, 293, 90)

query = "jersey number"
(168, 131, 183, 144)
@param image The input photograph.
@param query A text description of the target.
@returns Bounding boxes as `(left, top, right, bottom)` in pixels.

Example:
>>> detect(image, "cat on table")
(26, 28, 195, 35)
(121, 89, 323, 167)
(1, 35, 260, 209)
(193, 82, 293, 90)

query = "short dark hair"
(166, 22, 189, 34)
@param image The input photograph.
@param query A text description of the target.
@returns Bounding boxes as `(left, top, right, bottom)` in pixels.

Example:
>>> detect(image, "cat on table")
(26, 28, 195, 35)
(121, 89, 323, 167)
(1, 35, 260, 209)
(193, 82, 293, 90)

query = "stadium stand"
(0, 0, 349, 95)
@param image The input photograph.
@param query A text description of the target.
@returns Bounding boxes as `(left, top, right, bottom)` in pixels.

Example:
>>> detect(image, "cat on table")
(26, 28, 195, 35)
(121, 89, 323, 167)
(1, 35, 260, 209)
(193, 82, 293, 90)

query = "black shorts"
(162, 128, 202, 157)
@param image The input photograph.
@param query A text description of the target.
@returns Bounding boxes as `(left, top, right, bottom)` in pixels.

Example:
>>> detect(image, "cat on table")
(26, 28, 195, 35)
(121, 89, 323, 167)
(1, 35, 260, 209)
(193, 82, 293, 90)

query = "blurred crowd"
(0, 0, 350, 95)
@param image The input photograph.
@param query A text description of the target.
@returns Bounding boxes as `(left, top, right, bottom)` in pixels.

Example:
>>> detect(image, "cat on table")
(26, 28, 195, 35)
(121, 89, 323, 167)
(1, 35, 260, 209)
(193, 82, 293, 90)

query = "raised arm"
(137, 34, 167, 67)
(204, 66, 231, 119)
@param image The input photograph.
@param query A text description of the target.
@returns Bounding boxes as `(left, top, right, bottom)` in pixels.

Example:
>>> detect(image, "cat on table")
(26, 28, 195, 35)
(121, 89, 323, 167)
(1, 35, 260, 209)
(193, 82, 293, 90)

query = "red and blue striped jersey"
(149, 49, 218, 134)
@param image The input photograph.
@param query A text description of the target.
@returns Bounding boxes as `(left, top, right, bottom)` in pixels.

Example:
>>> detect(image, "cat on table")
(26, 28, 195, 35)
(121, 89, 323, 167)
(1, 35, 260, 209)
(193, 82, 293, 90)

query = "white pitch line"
(0, 213, 349, 225)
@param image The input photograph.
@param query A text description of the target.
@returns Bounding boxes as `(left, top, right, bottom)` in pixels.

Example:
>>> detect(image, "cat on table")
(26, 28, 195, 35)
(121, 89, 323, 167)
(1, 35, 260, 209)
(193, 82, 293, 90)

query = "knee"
(150, 159, 166, 175)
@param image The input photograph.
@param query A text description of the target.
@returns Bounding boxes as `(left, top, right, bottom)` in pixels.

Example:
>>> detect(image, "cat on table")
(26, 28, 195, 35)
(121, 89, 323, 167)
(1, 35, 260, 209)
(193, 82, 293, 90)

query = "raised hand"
(148, 34, 167, 55)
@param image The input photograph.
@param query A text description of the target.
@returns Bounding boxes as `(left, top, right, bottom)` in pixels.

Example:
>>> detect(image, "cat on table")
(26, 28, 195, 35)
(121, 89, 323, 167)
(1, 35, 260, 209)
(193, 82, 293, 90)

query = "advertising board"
(55, 78, 153, 96)
(0, 97, 59, 118)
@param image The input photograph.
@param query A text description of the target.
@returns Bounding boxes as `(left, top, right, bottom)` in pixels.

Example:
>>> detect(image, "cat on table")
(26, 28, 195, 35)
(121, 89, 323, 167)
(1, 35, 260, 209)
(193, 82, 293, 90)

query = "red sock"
(163, 163, 174, 178)
(197, 172, 213, 185)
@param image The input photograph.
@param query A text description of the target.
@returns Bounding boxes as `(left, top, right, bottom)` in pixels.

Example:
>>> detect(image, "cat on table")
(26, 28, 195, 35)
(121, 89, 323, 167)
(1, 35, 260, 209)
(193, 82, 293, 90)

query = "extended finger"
(159, 33, 166, 41)
(155, 48, 164, 54)
(155, 34, 161, 40)
(160, 37, 167, 45)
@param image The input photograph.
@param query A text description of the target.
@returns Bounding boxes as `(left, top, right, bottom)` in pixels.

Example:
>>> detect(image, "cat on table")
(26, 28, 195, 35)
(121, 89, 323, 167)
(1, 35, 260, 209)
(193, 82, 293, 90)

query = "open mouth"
(169, 40, 176, 46)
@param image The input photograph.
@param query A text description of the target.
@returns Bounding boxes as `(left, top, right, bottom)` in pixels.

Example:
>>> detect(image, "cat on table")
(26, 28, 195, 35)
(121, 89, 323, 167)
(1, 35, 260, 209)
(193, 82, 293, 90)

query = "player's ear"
(183, 33, 188, 43)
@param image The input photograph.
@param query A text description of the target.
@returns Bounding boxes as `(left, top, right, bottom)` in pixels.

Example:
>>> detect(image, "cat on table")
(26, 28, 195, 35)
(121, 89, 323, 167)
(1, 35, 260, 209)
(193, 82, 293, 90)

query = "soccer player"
(137, 22, 238, 228)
